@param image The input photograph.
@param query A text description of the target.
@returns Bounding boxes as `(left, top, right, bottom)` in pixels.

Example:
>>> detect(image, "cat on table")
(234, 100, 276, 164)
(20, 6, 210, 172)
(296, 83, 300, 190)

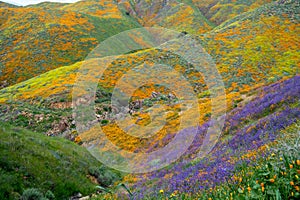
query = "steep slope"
(192, 0, 276, 25)
(118, 0, 214, 34)
(121, 75, 300, 199)
(201, 0, 299, 92)
(62, 0, 124, 19)
(0, 1, 298, 137)
(0, 0, 292, 88)
(0, 2, 299, 198)
(0, 121, 121, 199)
(0, 1, 141, 87)
(0, 1, 298, 100)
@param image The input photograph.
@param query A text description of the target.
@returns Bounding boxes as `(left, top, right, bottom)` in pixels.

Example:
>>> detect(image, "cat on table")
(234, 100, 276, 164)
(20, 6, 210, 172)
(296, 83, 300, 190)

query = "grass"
(0, 121, 120, 200)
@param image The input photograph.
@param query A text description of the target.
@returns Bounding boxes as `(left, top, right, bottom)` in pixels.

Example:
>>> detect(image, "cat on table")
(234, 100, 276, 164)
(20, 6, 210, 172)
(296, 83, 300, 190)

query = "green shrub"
(21, 188, 44, 200)
(89, 166, 121, 187)
(45, 190, 55, 200)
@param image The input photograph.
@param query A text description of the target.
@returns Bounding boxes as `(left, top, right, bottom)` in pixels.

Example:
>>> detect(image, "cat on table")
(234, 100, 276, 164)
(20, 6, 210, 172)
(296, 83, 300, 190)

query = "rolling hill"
(0, 1, 18, 8)
(0, 0, 141, 87)
(118, 0, 214, 34)
(0, 121, 121, 200)
(0, 1, 298, 175)
(0, 0, 299, 199)
(0, 0, 278, 87)
(192, 0, 276, 25)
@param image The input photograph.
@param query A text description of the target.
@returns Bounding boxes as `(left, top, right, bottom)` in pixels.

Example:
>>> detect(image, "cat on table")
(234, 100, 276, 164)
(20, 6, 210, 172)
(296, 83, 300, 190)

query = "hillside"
(0, 121, 121, 200)
(0, 1, 19, 8)
(192, 0, 276, 25)
(26, 1, 69, 9)
(0, 0, 299, 199)
(201, 0, 299, 91)
(0, 0, 282, 87)
(0, 0, 141, 87)
(120, 75, 300, 199)
(0, 0, 298, 129)
(118, 0, 214, 34)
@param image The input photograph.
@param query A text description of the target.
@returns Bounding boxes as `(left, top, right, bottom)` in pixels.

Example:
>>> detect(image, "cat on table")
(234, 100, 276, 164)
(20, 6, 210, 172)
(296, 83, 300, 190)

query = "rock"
(58, 120, 68, 132)
(168, 93, 175, 99)
(95, 114, 101, 119)
(70, 192, 83, 200)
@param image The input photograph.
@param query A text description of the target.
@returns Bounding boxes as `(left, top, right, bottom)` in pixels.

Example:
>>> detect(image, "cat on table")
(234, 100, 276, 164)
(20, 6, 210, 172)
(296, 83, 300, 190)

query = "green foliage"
(21, 188, 44, 200)
(95, 183, 133, 200)
(88, 166, 121, 187)
(44, 190, 55, 200)
(0, 122, 105, 199)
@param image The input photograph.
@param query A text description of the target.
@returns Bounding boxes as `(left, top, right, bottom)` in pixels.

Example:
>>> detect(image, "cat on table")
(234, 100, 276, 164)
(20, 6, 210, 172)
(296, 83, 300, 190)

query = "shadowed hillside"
(0, 121, 122, 200)
(192, 0, 276, 25)
(118, 0, 214, 34)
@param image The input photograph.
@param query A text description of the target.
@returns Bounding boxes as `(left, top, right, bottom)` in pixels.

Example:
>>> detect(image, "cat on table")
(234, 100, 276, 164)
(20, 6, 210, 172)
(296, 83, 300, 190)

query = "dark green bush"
(88, 166, 121, 187)
(45, 190, 55, 200)
(21, 188, 44, 200)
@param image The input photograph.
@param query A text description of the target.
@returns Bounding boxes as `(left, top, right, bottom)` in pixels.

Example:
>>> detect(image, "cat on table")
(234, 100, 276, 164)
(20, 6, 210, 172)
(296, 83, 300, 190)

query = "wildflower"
(291, 192, 294, 196)
(295, 186, 299, 191)
(247, 186, 251, 192)
(262, 187, 265, 192)
(74, 136, 82, 144)
(270, 179, 275, 183)
(295, 175, 299, 179)
(260, 183, 264, 187)
(271, 153, 275, 157)
(239, 177, 242, 182)
(273, 175, 276, 179)
(290, 181, 294, 186)
(280, 157, 283, 161)
(170, 193, 176, 197)
(208, 198, 212, 200)
(297, 160, 300, 166)
(290, 164, 293, 169)
(159, 189, 164, 194)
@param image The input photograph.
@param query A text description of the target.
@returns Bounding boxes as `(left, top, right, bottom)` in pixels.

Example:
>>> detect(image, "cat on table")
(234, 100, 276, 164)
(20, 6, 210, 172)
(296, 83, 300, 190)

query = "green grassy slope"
(0, 121, 104, 199)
